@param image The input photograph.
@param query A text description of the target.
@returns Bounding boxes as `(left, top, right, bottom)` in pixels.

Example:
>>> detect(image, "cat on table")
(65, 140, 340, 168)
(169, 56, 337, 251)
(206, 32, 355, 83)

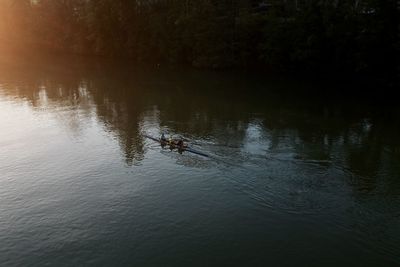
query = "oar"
(144, 135, 160, 142)
(184, 147, 210, 158)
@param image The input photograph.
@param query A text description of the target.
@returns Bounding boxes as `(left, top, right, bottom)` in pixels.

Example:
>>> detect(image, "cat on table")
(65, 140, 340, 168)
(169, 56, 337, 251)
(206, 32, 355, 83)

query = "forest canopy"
(0, 0, 398, 80)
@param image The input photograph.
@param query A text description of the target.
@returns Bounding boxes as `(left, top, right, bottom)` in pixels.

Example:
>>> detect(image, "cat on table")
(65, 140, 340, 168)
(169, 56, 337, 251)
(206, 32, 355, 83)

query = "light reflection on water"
(0, 59, 399, 266)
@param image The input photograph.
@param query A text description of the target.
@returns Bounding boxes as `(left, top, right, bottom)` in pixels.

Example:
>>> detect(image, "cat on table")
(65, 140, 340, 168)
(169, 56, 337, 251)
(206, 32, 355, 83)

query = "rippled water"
(0, 57, 399, 266)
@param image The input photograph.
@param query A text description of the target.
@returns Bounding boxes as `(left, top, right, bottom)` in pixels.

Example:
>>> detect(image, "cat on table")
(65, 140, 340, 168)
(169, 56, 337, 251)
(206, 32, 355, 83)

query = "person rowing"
(161, 133, 167, 142)
(176, 138, 185, 154)
(160, 133, 167, 148)
(169, 137, 175, 150)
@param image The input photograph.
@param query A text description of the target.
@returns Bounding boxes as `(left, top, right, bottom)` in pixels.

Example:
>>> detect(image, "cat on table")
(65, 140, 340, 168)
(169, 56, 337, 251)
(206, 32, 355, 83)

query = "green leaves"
(1, 0, 396, 82)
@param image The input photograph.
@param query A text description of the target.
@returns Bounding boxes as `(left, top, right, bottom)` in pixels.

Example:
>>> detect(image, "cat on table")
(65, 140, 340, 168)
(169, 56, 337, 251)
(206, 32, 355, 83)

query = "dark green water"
(0, 58, 399, 266)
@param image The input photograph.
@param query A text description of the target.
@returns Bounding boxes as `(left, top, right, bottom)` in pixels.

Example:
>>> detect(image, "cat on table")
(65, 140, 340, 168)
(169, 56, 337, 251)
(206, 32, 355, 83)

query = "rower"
(176, 139, 185, 154)
(160, 133, 167, 147)
(169, 137, 175, 150)
(161, 133, 167, 142)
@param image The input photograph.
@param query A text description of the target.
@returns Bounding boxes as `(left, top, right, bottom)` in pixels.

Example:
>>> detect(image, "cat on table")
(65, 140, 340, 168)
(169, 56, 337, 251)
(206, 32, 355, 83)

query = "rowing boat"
(144, 135, 209, 158)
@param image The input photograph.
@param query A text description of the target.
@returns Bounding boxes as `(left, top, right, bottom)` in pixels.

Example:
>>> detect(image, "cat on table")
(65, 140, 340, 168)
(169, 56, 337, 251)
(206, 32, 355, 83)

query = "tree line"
(0, 0, 398, 79)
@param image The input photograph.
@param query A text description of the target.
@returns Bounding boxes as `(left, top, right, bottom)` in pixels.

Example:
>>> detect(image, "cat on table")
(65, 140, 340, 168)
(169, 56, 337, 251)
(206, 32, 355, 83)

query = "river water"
(0, 57, 399, 266)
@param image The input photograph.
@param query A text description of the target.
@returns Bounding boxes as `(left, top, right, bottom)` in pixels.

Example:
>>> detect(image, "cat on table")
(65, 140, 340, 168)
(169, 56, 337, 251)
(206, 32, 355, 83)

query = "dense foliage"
(0, 0, 398, 78)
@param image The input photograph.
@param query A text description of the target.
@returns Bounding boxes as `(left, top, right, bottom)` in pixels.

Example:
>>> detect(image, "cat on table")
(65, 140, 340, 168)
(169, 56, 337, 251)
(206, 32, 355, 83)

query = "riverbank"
(1, 43, 397, 106)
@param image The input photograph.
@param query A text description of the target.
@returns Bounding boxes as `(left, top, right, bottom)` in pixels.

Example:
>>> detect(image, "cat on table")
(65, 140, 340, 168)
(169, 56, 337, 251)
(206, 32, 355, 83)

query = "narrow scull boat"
(144, 135, 210, 158)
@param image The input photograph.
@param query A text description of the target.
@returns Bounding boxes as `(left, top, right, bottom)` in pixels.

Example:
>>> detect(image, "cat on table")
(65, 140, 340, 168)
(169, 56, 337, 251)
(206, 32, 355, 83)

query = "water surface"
(0, 58, 399, 266)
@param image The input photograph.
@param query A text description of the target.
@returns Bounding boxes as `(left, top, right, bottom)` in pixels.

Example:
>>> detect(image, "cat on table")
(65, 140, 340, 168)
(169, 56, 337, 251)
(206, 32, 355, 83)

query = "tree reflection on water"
(0, 58, 399, 194)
